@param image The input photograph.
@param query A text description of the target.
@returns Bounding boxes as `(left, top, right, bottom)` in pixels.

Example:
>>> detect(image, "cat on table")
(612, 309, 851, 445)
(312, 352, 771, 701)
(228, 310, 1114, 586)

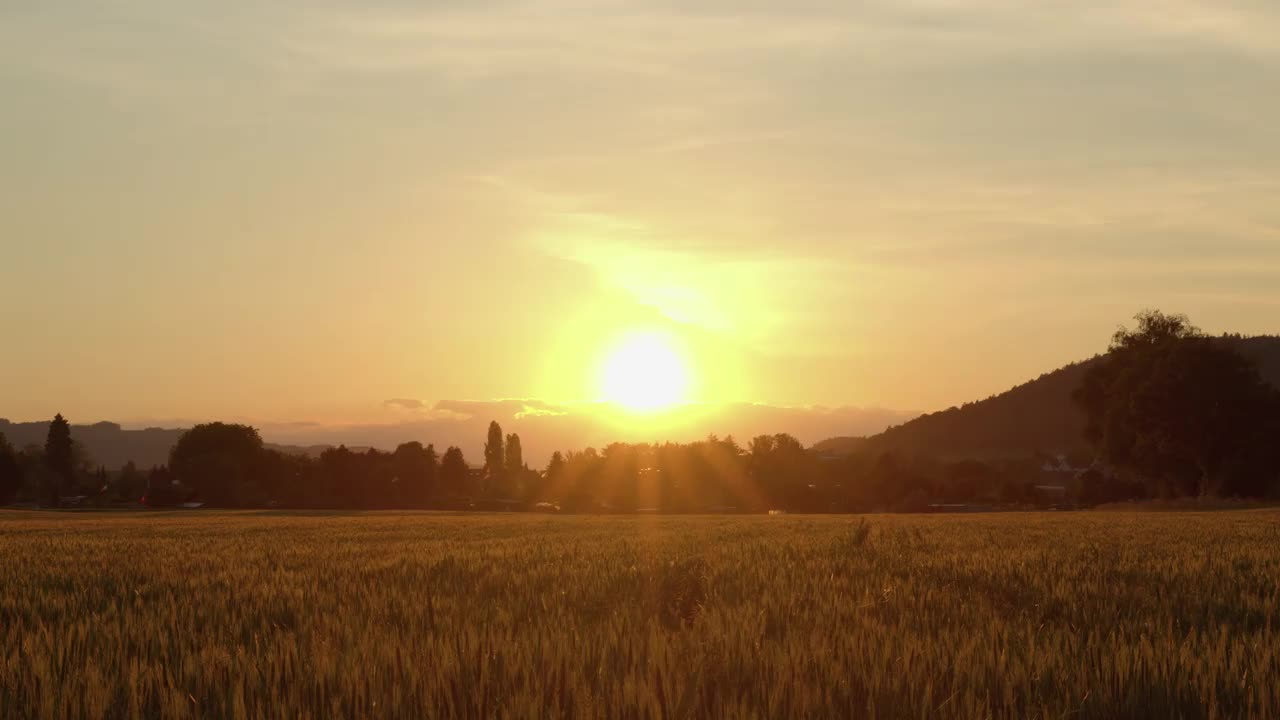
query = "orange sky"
(3, 0, 1279, 451)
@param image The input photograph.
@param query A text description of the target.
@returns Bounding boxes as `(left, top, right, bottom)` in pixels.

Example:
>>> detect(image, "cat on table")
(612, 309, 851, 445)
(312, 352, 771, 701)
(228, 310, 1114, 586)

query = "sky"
(3, 0, 1279, 458)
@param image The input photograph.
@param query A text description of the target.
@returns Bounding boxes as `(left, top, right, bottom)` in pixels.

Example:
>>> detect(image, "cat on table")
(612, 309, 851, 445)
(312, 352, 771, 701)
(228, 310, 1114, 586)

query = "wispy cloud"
(269, 0, 1280, 86)
(382, 398, 426, 411)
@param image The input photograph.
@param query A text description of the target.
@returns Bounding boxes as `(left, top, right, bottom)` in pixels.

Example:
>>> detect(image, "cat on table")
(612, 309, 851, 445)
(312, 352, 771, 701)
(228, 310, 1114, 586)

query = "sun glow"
(600, 332, 691, 411)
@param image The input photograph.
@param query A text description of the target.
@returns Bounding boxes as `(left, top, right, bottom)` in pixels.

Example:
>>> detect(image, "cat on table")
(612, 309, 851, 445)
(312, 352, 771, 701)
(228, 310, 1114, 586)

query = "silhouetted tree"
(43, 413, 73, 506)
(393, 441, 436, 507)
(599, 442, 641, 510)
(313, 446, 403, 508)
(440, 446, 469, 496)
(484, 421, 505, 496)
(13, 445, 46, 502)
(364, 448, 398, 508)
(501, 433, 537, 500)
(143, 465, 183, 507)
(114, 460, 146, 502)
(424, 443, 439, 501)
(505, 433, 523, 475)
(256, 450, 312, 507)
(169, 423, 267, 507)
(318, 446, 358, 507)
(0, 433, 21, 505)
(543, 451, 565, 500)
(1075, 310, 1280, 497)
(545, 451, 564, 478)
(748, 433, 817, 510)
(553, 447, 601, 511)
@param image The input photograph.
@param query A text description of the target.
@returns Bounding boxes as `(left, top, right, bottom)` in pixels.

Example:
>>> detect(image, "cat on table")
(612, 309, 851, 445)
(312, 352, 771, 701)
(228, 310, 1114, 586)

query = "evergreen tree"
(505, 433, 524, 475)
(542, 451, 566, 504)
(546, 451, 565, 481)
(44, 413, 73, 506)
(483, 421, 505, 496)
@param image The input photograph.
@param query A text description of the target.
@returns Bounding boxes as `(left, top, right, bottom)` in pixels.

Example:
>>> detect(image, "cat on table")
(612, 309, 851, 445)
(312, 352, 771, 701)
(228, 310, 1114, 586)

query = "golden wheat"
(2, 510, 1278, 719)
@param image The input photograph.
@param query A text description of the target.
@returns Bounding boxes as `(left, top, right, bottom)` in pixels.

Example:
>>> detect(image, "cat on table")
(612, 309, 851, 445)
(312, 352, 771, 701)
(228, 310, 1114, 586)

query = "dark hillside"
(837, 336, 1280, 460)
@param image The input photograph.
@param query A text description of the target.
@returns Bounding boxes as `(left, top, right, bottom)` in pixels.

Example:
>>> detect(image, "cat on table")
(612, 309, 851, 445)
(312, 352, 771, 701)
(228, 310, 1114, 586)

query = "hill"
(0, 420, 184, 469)
(810, 436, 869, 456)
(841, 335, 1280, 460)
(0, 419, 333, 470)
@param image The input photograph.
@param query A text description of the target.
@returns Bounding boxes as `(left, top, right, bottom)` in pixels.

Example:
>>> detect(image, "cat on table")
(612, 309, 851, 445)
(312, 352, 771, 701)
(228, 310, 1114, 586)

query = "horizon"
(6, 328, 1280, 467)
(5, 327, 1279, 465)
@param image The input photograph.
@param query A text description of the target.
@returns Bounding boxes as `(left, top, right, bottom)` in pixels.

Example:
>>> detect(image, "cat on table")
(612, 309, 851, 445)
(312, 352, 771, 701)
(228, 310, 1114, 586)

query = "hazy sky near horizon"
(3, 0, 1280, 442)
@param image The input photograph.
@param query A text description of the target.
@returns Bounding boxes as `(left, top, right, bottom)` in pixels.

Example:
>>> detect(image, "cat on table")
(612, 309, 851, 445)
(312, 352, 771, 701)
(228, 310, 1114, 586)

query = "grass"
(2, 509, 1279, 718)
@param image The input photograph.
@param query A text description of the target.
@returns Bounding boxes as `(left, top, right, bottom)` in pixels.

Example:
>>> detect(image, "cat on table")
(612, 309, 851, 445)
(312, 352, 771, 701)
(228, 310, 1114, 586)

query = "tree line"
(0, 416, 1034, 512)
(138, 421, 543, 509)
(3, 311, 1278, 511)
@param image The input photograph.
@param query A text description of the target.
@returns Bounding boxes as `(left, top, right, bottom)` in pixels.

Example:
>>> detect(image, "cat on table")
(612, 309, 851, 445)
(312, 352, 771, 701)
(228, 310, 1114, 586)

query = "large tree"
(1074, 311, 1280, 497)
(505, 433, 524, 475)
(483, 421, 505, 496)
(169, 423, 267, 506)
(745, 433, 818, 510)
(392, 441, 438, 507)
(43, 413, 74, 506)
(440, 446, 470, 497)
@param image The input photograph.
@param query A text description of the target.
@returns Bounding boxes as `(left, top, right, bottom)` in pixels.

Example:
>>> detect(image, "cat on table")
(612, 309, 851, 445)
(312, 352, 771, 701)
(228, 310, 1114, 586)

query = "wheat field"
(2, 509, 1278, 719)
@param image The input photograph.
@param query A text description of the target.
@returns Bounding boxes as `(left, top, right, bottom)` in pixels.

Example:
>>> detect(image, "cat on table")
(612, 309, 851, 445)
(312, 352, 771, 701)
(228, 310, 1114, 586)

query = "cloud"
(382, 398, 426, 411)
(515, 400, 571, 419)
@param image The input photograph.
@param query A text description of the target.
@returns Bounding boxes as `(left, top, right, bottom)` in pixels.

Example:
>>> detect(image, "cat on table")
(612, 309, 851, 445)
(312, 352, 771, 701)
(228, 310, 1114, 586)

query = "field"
(2, 510, 1279, 719)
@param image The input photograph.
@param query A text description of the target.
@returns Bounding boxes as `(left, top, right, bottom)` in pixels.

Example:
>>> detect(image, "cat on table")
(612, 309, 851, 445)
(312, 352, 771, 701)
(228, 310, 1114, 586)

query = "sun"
(600, 332, 691, 411)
